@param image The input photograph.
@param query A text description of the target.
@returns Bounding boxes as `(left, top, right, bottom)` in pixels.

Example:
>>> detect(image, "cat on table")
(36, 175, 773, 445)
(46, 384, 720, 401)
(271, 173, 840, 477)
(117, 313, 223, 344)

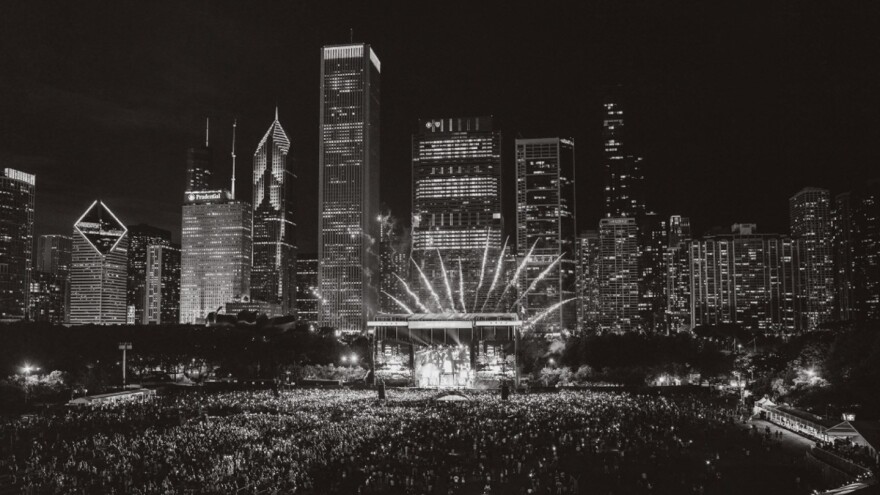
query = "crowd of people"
(0, 388, 824, 494)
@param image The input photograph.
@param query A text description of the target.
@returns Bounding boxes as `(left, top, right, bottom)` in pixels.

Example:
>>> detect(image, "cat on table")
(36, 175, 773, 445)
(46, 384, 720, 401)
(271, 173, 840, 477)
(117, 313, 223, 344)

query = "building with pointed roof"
(251, 108, 295, 315)
(68, 200, 129, 324)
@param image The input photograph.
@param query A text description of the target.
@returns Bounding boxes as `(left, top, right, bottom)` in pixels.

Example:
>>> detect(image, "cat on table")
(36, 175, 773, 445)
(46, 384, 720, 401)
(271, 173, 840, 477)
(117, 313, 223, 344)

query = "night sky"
(2, 2, 879, 251)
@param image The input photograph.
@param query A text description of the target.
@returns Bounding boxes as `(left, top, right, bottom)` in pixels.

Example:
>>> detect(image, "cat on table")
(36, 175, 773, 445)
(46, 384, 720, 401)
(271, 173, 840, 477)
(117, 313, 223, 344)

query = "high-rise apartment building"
(318, 43, 381, 333)
(515, 138, 576, 332)
(0, 169, 35, 321)
(833, 181, 880, 322)
(412, 117, 503, 312)
(295, 254, 319, 328)
(576, 230, 601, 333)
(689, 224, 800, 332)
(144, 244, 180, 324)
(68, 200, 129, 325)
(180, 190, 252, 324)
(664, 215, 692, 333)
(598, 218, 640, 331)
(251, 109, 295, 314)
(790, 187, 834, 330)
(126, 224, 172, 324)
(602, 98, 645, 219)
(638, 213, 667, 331)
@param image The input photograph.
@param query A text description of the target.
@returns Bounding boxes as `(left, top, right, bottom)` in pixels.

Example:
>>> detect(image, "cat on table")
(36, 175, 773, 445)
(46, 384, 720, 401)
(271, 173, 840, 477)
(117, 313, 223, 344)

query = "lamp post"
(21, 364, 40, 405)
(118, 342, 132, 388)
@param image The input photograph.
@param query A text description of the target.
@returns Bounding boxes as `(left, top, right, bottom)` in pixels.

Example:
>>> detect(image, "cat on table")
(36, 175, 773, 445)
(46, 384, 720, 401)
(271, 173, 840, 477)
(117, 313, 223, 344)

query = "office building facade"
(0, 168, 35, 321)
(602, 98, 645, 219)
(833, 181, 880, 322)
(144, 244, 180, 324)
(68, 200, 129, 325)
(252, 110, 296, 314)
(295, 254, 319, 328)
(180, 190, 252, 324)
(126, 224, 172, 324)
(318, 43, 381, 333)
(576, 230, 601, 333)
(412, 116, 503, 312)
(378, 213, 410, 313)
(515, 137, 576, 332)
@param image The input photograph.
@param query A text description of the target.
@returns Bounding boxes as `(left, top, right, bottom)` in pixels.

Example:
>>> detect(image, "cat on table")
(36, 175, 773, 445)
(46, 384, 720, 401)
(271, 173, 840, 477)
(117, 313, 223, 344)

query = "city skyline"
(3, 3, 879, 250)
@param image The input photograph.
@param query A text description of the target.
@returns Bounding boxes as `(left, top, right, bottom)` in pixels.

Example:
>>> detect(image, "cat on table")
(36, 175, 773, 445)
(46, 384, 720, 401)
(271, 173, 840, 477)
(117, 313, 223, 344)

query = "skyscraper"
(31, 235, 71, 324)
(318, 43, 381, 333)
(412, 117, 503, 312)
(833, 181, 880, 322)
(790, 187, 834, 330)
(251, 109, 295, 314)
(378, 213, 410, 314)
(295, 254, 319, 328)
(515, 137, 576, 332)
(180, 190, 252, 324)
(126, 224, 172, 324)
(576, 230, 601, 333)
(689, 224, 800, 333)
(144, 244, 180, 324)
(638, 213, 667, 331)
(602, 97, 645, 219)
(185, 120, 212, 192)
(36, 235, 72, 275)
(0, 168, 35, 321)
(68, 200, 129, 325)
(598, 218, 640, 331)
(665, 215, 692, 333)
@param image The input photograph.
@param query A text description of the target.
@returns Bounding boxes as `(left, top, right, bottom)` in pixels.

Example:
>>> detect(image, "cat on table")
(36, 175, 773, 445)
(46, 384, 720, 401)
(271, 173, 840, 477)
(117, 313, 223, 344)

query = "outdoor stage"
(367, 313, 521, 389)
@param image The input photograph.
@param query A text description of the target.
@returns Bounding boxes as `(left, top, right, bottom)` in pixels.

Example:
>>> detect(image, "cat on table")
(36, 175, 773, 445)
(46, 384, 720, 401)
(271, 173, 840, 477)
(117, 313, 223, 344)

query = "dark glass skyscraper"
(412, 117, 503, 313)
(576, 230, 600, 333)
(318, 43, 381, 333)
(0, 168, 35, 321)
(126, 223, 172, 324)
(598, 218, 640, 332)
(602, 98, 645, 219)
(251, 109, 295, 314)
(833, 181, 880, 322)
(515, 137, 576, 332)
(144, 244, 180, 324)
(790, 187, 834, 330)
(185, 121, 212, 192)
(69, 200, 129, 325)
(378, 213, 410, 314)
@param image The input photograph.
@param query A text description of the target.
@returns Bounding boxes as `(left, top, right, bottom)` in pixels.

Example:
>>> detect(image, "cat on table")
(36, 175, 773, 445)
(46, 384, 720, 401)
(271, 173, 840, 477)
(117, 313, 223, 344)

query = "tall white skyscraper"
(318, 43, 381, 334)
(251, 109, 295, 314)
(68, 200, 128, 325)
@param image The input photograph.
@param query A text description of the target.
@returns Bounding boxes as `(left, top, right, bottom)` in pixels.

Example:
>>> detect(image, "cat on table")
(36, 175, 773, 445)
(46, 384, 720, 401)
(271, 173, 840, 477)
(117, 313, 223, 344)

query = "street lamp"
(350, 354, 359, 364)
(21, 364, 40, 405)
(548, 358, 556, 366)
(341, 355, 349, 364)
(118, 342, 132, 388)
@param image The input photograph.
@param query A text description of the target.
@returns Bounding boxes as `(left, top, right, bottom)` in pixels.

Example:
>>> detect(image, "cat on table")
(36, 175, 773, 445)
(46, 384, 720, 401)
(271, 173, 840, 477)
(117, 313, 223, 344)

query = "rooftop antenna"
(275, 104, 279, 121)
(230, 118, 237, 199)
(205, 117, 210, 147)
(350, 28, 353, 43)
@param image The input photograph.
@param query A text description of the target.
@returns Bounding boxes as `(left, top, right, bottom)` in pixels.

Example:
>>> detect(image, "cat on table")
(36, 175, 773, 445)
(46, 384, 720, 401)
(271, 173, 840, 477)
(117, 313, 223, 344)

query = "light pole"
(118, 342, 132, 388)
(21, 364, 40, 405)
